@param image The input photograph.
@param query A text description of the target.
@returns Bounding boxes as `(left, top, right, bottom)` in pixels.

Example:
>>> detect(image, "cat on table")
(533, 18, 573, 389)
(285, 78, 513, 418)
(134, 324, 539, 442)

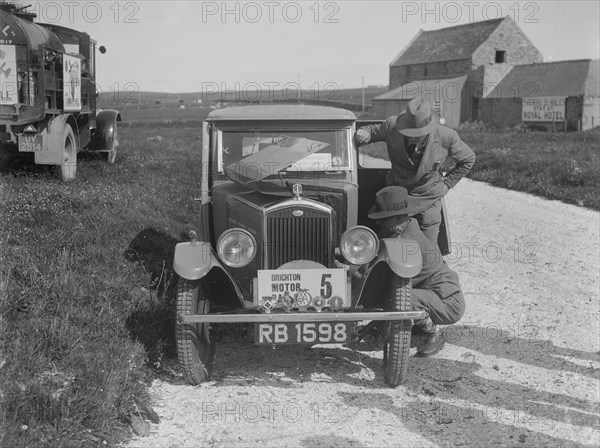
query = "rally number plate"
(257, 269, 348, 310)
(18, 134, 44, 152)
(254, 322, 352, 345)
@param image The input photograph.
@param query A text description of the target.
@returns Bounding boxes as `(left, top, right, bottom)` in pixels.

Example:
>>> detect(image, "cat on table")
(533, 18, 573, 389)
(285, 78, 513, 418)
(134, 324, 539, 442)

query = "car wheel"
(57, 124, 77, 181)
(176, 278, 216, 384)
(383, 275, 412, 387)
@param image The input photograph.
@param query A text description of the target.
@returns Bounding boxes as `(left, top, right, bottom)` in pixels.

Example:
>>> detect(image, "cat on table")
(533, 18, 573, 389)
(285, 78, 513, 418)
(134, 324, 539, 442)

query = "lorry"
(0, 1, 121, 180)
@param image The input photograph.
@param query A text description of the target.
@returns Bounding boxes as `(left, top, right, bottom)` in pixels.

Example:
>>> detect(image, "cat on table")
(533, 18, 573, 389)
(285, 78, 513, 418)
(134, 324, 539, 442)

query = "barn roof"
(390, 17, 507, 66)
(372, 75, 469, 101)
(486, 59, 600, 98)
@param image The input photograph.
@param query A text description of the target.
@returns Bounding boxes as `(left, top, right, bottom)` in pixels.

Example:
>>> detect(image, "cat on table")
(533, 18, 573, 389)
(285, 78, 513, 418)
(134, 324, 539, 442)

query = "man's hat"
(368, 186, 422, 219)
(395, 97, 439, 137)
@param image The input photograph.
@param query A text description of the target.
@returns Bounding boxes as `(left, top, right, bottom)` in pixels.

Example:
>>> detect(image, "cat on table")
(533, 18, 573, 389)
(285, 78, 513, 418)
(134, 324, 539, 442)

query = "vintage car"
(173, 104, 435, 387)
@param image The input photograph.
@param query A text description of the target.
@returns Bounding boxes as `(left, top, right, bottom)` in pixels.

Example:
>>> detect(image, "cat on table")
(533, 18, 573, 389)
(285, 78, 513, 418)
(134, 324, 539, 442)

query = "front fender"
(94, 109, 122, 151)
(378, 236, 422, 278)
(352, 236, 422, 307)
(173, 241, 220, 280)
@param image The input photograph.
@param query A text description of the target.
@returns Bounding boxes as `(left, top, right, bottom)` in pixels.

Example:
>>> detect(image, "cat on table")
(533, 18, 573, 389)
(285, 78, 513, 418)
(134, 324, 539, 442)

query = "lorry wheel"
(383, 275, 412, 387)
(57, 124, 77, 181)
(105, 126, 118, 164)
(176, 278, 216, 384)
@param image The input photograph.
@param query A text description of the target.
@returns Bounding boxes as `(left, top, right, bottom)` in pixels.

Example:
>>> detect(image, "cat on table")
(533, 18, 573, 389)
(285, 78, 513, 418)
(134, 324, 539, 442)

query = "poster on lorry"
(0, 44, 18, 105)
(63, 54, 81, 111)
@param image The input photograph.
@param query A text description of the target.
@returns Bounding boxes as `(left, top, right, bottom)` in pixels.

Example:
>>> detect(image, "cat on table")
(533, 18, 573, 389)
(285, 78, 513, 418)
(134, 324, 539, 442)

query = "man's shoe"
(415, 327, 446, 357)
(410, 332, 424, 348)
(411, 316, 434, 349)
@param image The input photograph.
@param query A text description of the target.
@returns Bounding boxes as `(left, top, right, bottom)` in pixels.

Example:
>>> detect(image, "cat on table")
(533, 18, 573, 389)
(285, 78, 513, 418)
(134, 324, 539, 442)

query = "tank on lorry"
(0, 1, 121, 180)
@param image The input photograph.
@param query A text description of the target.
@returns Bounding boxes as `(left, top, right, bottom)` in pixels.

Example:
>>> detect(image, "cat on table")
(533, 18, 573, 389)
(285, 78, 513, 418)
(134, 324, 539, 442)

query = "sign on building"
(63, 54, 81, 111)
(522, 97, 565, 122)
(0, 44, 18, 105)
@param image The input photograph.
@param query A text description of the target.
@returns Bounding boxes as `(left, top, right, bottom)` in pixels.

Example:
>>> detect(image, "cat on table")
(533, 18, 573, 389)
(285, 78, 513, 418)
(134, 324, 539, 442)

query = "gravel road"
(124, 179, 600, 448)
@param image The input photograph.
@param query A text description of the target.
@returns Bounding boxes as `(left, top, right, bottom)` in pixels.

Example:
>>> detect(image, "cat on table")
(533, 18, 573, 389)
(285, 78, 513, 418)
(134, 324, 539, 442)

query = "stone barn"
(373, 16, 542, 123)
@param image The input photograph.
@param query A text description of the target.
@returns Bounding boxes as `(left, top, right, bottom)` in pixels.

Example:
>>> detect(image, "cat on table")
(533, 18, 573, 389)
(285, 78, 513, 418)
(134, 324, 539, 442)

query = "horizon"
(115, 84, 390, 95)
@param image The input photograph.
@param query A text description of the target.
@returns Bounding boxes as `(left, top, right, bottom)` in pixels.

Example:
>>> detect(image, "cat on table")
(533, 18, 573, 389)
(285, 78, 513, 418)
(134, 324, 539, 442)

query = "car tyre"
(383, 275, 412, 387)
(176, 278, 216, 384)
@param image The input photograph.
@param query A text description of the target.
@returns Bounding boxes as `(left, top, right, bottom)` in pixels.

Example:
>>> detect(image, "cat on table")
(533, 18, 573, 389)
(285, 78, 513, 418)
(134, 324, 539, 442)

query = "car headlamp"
(340, 226, 379, 265)
(217, 228, 257, 268)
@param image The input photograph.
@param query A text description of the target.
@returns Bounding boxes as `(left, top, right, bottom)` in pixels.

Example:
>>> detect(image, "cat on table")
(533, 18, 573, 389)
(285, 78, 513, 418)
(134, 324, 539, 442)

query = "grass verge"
(0, 122, 202, 446)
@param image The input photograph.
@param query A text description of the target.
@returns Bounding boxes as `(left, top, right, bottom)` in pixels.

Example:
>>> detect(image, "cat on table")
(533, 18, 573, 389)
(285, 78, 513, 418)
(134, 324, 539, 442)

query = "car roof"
(206, 104, 356, 121)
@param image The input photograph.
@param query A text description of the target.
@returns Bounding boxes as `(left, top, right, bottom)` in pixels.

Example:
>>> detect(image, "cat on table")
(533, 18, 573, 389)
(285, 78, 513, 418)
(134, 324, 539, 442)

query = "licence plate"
(254, 322, 352, 345)
(18, 134, 44, 152)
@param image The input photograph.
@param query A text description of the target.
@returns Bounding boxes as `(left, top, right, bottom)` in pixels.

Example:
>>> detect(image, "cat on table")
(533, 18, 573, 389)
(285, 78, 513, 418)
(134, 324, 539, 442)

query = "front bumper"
(178, 309, 426, 324)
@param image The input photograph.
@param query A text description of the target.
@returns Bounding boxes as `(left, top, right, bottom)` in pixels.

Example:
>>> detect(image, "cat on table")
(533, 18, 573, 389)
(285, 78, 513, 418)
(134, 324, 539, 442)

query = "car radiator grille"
(265, 208, 332, 269)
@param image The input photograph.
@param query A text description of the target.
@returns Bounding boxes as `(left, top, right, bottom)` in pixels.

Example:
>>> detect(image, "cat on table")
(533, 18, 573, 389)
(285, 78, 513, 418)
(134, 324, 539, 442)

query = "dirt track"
(124, 179, 600, 448)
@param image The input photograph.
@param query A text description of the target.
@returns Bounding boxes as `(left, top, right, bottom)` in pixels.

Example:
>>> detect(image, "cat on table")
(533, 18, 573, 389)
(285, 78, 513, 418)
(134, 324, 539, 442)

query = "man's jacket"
(358, 119, 476, 213)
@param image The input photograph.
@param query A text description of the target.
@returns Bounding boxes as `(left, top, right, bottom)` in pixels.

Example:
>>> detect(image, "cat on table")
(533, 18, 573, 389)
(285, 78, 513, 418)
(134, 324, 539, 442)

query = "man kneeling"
(368, 185, 466, 357)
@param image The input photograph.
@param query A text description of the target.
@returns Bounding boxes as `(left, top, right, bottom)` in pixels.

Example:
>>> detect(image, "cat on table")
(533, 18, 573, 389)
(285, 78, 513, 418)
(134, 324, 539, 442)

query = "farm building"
(373, 16, 542, 123)
(372, 16, 600, 131)
(480, 59, 600, 131)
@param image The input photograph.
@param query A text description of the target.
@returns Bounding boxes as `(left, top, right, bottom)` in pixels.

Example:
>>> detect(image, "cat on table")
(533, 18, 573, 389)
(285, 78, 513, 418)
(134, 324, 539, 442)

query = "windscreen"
(217, 129, 351, 181)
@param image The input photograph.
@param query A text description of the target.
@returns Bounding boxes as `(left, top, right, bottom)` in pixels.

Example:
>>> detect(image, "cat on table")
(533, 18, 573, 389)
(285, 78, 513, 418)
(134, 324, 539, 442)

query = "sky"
(22, 0, 600, 93)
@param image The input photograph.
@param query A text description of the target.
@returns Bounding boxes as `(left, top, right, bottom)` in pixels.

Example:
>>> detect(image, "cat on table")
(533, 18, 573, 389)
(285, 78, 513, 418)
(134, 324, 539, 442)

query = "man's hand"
(354, 129, 371, 146)
(443, 180, 451, 194)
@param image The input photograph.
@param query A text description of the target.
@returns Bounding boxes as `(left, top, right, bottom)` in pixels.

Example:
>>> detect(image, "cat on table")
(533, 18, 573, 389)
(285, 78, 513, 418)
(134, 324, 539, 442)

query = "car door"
(355, 120, 390, 231)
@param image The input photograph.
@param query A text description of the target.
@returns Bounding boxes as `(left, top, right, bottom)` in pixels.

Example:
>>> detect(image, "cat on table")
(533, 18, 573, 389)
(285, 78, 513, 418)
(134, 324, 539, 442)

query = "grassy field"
(97, 86, 389, 110)
(0, 123, 204, 446)
(1, 109, 598, 446)
(461, 127, 600, 210)
(113, 103, 210, 125)
(97, 85, 389, 124)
